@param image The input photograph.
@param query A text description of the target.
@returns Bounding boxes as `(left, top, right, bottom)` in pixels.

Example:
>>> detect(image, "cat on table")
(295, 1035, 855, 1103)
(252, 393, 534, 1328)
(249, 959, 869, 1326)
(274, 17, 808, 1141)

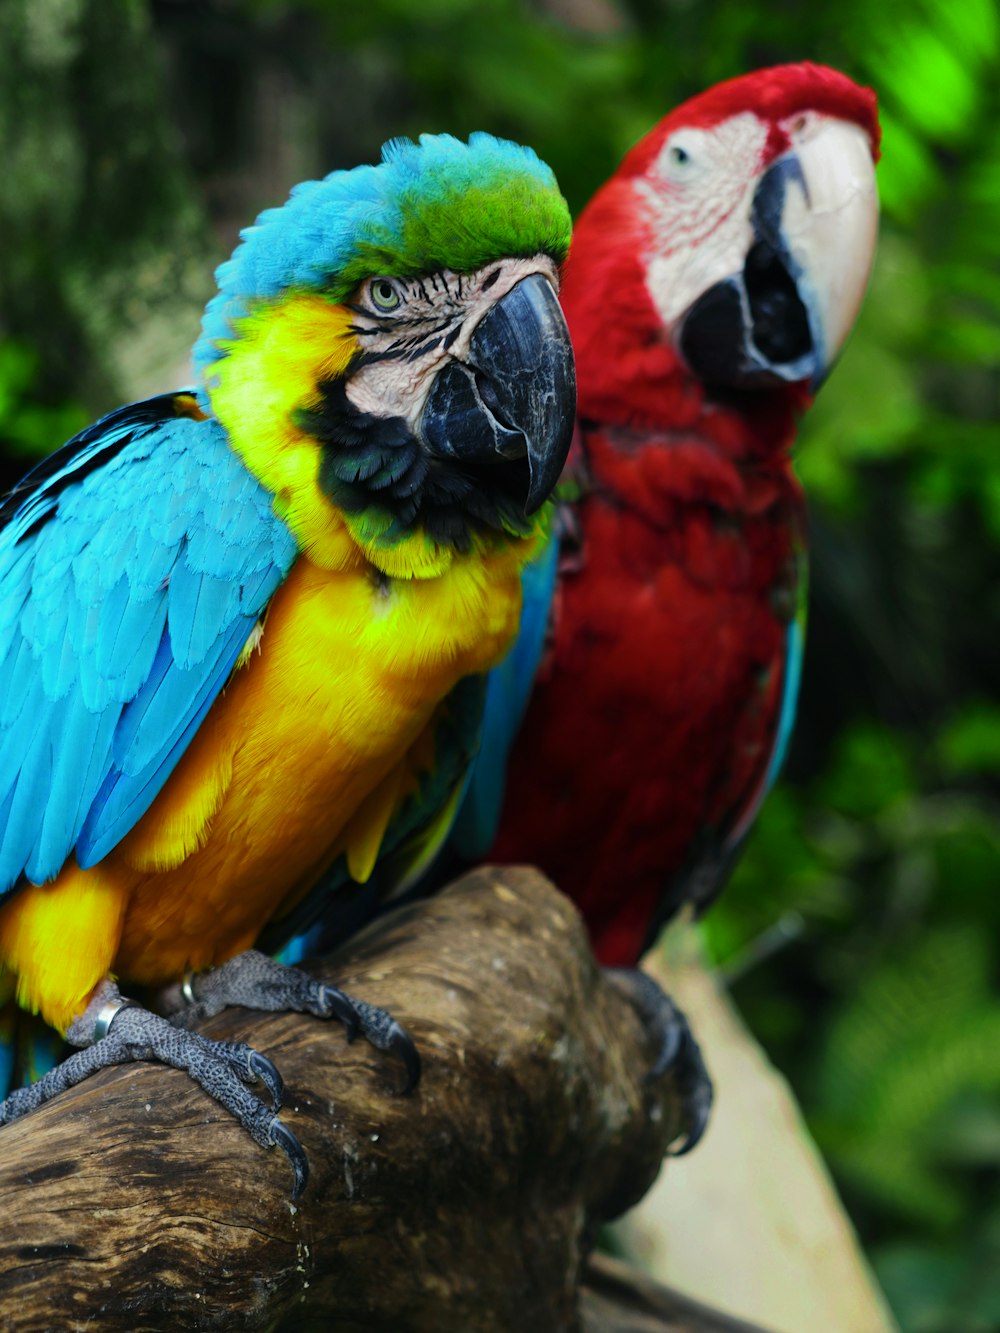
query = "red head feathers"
(563, 63, 880, 437)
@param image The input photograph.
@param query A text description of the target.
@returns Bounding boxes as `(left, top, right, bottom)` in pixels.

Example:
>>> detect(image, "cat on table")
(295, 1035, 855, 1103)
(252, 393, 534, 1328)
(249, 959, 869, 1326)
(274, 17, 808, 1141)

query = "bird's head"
(562, 63, 880, 429)
(196, 134, 575, 577)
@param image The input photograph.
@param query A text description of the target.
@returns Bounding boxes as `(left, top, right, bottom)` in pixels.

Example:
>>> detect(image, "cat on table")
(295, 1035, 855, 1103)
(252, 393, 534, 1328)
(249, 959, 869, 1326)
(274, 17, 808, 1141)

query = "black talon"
(320, 985, 361, 1042)
(349, 998, 422, 1092)
(607, 966, 714, 1156)
(388, 1021, 422, 1093)
(647, 1018, 683, 1082)
(666, 1029, 713, 1156)
(670, 1109, 711, 1156)
(249, 1050, 285, 1109)
(269, 1118, 310, 1200)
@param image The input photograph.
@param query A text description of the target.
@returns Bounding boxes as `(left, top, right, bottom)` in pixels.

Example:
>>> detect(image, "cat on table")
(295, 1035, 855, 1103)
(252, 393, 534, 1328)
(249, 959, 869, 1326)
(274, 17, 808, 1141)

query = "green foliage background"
(2, 1, 998, 1327)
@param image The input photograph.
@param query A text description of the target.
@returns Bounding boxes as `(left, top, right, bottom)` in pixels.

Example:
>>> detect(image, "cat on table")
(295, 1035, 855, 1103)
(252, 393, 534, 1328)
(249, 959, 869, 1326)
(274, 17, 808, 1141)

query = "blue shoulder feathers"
(0, 394, 297, 893)
(449, 533, 558, 858)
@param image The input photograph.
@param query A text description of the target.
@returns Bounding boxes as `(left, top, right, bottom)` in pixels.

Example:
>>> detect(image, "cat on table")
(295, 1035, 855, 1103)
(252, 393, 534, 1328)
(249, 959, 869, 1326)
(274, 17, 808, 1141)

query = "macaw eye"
(368, 278, 402, 312)
(662, 134, 703, 182)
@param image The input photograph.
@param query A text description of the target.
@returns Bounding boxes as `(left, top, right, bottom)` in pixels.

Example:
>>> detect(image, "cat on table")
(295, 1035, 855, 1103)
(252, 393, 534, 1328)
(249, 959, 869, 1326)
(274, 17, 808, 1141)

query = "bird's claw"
(317, 984, 361, 1042)
(607, 966, 714, 1156)
(248, 1049, 284, 1109)
(171, 952, 422, 1091)
(647, 1017, 682, 1081)
(268, 1117, 309, 1201)
(661, 1024, 712, 1155)
(388, 1020, 422, 1093)
(349, 998, 422, 1093)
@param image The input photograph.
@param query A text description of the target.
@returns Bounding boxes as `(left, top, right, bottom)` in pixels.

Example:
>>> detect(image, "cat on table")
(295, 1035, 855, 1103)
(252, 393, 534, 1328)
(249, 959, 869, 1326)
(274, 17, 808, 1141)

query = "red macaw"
(453, 64, 880, 973)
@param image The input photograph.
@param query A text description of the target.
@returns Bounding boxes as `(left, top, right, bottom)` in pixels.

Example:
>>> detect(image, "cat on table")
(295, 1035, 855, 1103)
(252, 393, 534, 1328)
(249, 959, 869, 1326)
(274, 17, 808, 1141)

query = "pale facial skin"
(344, 254, 562, 429)
(637, 112, 877, 362)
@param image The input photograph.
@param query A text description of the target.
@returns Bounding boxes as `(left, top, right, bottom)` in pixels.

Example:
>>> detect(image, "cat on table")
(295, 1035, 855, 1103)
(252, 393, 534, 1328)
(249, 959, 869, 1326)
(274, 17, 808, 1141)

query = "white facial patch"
(344, 254, 561, 428)
(637, 113, 770, 331)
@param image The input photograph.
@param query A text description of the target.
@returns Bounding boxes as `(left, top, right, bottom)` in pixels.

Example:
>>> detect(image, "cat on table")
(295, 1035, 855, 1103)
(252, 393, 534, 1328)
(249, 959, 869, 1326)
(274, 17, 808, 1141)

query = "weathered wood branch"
(0, 867, 762, 1332)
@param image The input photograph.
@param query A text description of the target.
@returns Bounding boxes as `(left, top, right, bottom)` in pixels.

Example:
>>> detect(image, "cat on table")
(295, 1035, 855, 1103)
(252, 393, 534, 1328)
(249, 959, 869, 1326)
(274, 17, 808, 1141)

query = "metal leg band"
(93, 998, 141, 1044)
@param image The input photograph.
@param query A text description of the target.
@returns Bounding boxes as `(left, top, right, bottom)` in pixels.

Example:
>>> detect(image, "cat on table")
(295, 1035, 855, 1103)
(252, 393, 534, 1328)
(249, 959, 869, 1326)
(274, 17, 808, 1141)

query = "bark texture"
(0, 867, 755, 1332)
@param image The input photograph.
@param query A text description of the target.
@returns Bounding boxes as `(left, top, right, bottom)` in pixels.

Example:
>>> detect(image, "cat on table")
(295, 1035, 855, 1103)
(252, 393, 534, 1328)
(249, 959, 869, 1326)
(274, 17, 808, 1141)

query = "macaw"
(0, 132, 575, 1195)
(452, 65, 880, 967)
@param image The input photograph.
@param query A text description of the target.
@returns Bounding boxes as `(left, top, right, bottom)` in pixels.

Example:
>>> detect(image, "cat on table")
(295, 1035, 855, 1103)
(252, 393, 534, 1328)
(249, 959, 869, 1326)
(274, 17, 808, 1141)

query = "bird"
(452, 63, 880, 970)
(0, 130, 576, 1196)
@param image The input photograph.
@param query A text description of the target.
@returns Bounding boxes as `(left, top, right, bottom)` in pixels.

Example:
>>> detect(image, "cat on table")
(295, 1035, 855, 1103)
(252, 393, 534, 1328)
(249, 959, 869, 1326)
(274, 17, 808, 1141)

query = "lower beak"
(420, 273, 576, 515)
(679, 118, 878, 391)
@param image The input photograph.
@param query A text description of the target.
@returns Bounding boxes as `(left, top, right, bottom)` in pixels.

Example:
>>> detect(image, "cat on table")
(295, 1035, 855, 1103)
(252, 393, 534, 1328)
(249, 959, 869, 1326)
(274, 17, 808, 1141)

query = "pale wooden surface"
(613, 927, 900, 1333)
(582, 1253, 773, 1332)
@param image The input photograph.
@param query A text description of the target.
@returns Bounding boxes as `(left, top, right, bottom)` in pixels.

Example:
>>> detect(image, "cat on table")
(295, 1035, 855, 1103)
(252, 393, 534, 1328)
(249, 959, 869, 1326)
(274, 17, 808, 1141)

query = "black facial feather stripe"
(360, 331, 448, 363)
(297, 377, 535, 552)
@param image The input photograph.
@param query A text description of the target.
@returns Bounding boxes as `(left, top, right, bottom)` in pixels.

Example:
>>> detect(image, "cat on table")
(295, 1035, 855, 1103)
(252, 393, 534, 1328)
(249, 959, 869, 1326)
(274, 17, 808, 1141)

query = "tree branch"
(0, 867, 758, 1332)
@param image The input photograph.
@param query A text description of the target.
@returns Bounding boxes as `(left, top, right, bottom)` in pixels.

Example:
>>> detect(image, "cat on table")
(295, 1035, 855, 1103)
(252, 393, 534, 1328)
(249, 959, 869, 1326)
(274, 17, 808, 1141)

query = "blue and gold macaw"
(0, 133, 575, 1193)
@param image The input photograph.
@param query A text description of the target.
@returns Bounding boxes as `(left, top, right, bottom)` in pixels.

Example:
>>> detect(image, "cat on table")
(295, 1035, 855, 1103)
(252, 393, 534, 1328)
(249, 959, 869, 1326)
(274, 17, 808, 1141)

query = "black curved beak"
(679, 156, 822, 389)
(678, 119, 878, 392)
(420, 273, 576, 515)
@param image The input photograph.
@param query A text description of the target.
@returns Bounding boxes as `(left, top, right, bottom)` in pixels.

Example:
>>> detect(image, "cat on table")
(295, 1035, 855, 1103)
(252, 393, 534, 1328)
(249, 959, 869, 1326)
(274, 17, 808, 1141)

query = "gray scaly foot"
(0, 979, 310, 1197)
(161, 949, 421, 1092)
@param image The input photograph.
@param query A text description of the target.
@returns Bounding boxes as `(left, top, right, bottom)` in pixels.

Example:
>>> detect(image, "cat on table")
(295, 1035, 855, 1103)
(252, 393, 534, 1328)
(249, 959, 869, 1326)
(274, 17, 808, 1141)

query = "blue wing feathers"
(449, 532, 558, 858)
(0, 395, 181, 538)
(93, 583, 167, 693)
(168, 557, 236, 670)
(724, 612, 806, 855)
(0, 394, 298, 893)
(76, 624, 253, 867)
(9, 724, 54, 884)
(0, 787, 15, 864)
(0, 639, 35, 728)
(39, 704, 118, 876)
(764, 618, 804, 794)
(110, 619, 251, 779)
(33, 705, 99, 881)
(0, 672, 47, 781)
(239, 561, 283, 609)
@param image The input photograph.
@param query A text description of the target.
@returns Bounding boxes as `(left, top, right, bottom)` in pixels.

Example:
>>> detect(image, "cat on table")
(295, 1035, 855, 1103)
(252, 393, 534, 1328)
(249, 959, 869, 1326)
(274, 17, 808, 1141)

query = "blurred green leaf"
(874, 1245, 981, 1333)
(937, 704, 1000, 776)
(817, 724, 915, 820)
(0, 339, 87, 462)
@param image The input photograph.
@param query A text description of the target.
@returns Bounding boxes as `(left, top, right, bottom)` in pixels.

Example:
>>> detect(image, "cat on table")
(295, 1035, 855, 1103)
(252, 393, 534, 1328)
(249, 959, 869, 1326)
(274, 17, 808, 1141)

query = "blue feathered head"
(194, 132, 571, 379)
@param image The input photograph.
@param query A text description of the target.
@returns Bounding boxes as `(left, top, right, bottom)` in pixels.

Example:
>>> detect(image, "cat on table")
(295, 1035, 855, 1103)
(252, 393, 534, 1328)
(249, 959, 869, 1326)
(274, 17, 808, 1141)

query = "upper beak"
(679, 118, 879, 391)
(419, 273, 576, 515)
